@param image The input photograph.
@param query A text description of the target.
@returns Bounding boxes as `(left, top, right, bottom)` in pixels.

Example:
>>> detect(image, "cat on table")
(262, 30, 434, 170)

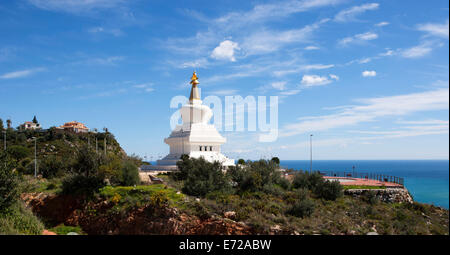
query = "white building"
(19, 121, 41, 130)
(141, 72, 234, 171)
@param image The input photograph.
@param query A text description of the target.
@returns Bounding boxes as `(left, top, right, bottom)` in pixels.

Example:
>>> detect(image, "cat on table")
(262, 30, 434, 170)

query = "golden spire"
(190, 71, 199, 85)
(189, 71, 200, 101)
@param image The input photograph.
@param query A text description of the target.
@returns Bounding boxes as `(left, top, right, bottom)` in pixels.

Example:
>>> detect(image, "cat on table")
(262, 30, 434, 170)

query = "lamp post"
(310, 134, 313, 172)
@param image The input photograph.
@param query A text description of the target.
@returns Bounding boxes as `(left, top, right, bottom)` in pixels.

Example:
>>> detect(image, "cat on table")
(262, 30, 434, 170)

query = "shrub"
(40, 155, 67, 178)
(7, 145, 30, 161)
(286, 198, 315, 218)
(0, 153, 20, 212)
(231, 160, 284, 193)
(292, 171, 324, 190)
(0, 201, 44, 235)
(120, 161, 140, 186)
(61, 174, 106, 197)
(314, 180, 343, 201)
(177, 156, 231, 197)
(270, 157, 280, 165)
(73, 145, 99, 177)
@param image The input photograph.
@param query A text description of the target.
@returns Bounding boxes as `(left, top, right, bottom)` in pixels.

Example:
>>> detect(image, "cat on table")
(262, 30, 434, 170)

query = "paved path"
(323, 176, 403, 187)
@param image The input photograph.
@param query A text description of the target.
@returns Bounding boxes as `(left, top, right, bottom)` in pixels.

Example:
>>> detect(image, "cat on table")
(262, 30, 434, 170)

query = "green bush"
(237, 159, 246, 165)
(40, 155, 68, 178)
(292, 171, 324, 190)
(0, 153, 20, 212)
(0, 201, 44, 235)
(177, 156, 231, 197)
(120, 161, 140, 186)
(61, 174, 106, 197)
(314, 180, 343, 201)
(7, 145, 30, 161)
(286, 198, 315, 218)
(230, 160, 284, 193)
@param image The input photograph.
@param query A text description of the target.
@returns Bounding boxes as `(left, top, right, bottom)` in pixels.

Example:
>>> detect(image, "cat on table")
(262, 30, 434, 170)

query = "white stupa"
(141, 72, 234, 171)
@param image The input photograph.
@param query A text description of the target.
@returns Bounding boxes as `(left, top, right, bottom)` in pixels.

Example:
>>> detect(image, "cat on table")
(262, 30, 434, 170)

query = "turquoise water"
(280, 160, 449, 209)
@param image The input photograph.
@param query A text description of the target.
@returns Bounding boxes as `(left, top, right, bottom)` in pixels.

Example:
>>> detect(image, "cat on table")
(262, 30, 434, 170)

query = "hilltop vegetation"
(1, 119, 448, 235)
(0, 122, 142, 235)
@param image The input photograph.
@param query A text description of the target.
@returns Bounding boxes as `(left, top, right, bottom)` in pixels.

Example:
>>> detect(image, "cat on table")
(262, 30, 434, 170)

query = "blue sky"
(0, 0, 448, 160)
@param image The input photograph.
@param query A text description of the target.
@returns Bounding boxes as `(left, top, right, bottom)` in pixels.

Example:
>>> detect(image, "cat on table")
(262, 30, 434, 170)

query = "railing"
(292, 169, 404, 186)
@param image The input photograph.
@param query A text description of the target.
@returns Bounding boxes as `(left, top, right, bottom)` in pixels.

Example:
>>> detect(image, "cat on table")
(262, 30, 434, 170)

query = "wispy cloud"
(280, 87, 449, 137)
(215, 0, 344, 29)
(375, 21, 389, 27)
(241, 19, 329, 55)
(338, 32, 378, 46)
(74, 56, 125, 66)
(88, 26, 124, 37)
(401, 42, 433, 58)
(301, 74, 338, 87)
(334, 3, 379, 23)
(417, 19, 449, 39)
(0, 67, 45, 79)
(28, 0, 126, 14)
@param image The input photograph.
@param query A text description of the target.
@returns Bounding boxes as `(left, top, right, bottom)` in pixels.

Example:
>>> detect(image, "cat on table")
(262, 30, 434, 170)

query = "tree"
(6, 145, 30, 161)
(0, 152, 19, 212)
(6, 119, 11, 129)
(237, 159, 246, 165)
(73, 145, 99, 177)
(32, 116, 38, 124)
(121, 161, 140, 186)
(0, 118, 3, 130)
(177, 156, 231, 197)
(270, 157, 280, 165)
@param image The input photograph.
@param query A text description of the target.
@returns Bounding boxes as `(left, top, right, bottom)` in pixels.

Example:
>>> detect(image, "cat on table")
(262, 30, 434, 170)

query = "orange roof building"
(57, 121, 89, 133)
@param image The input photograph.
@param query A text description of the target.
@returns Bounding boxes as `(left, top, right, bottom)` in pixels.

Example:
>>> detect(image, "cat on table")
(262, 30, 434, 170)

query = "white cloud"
(208, 89, 238, 96)
(401, 42, 433, 58)
(28, 0, 125, 14)
(133, 83, 154, 93)
(417, 19, 449, 39)
(362, 70, 376, 77)
(180, 58, 209, 68)
(273, 64, 334, 77)
(0, 67, 45, 79)
(329, 74, 339, 80)
(211, 40, 240, 62)
(280, 87, 449, 137)
(356, 32, 378, 40)
(334, 3, 379, 22)
(215, 0, 344, 28)
(338, 32, 378, 46)
(301, 74, 333, 87)
(305, 45, 320, 50)
(241, 19, 329, 55)
(271, 81, 287, 90)
(375, 21, 389, 27)
(280, 89, 301, 96)
(82, 56, 125, 65)
(88, 26, 123, 37)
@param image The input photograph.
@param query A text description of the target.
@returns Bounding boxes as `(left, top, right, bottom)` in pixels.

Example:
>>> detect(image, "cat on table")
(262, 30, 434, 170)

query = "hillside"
(14, 157, 450, 235)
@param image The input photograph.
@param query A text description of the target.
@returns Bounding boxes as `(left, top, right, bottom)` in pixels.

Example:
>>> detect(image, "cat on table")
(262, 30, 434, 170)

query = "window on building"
(199, 146, 202, 151)
(210, 146, 213, 151)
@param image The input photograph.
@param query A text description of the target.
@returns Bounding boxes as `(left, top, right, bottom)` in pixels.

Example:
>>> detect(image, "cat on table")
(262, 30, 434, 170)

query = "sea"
(146, 159, 449, 209)
(280, 160, 449, 209)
